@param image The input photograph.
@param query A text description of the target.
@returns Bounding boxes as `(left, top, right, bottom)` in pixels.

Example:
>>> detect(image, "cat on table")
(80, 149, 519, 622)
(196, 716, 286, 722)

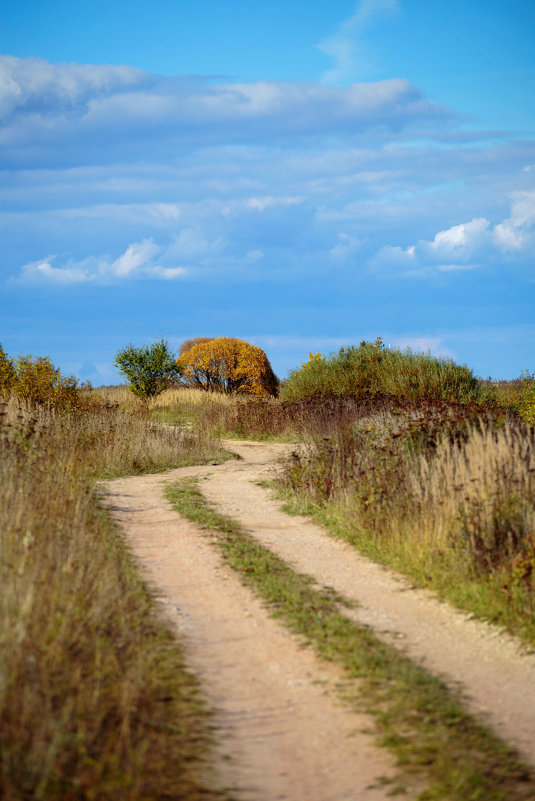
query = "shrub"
(114, 339, 180, 398)
(177, 337, 278, 397)
(0, 344, 82, 411)
(283, 337, 488, 404)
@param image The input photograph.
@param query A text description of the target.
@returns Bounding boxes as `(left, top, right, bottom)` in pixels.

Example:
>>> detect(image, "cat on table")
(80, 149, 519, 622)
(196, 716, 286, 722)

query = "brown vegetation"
(0, 394, 228, 800)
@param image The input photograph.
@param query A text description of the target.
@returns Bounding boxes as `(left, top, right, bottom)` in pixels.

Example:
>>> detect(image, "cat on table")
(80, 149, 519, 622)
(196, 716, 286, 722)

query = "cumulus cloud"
(494, 191, 535, 251)
(369, 192, 535, 276)
(318, 0, 400, 84)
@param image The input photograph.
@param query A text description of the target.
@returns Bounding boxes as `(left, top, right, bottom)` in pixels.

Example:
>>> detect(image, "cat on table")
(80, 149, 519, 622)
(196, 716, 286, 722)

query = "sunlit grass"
(0, 395, 230, 800)
(276, 402, 535, 644)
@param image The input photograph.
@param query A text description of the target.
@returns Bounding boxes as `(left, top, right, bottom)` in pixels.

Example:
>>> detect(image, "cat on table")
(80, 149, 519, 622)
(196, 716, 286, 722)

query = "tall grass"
(277, 395, 535, 643)
(0, 395, 229, 800)
(283, 338, 495, 404)
(138, 386, 295, 440)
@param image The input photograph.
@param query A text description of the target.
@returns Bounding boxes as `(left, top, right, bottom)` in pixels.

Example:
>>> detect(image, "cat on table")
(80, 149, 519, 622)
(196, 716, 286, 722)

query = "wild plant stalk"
(0, 395, 229, 801)
(278, 401, 535, 642)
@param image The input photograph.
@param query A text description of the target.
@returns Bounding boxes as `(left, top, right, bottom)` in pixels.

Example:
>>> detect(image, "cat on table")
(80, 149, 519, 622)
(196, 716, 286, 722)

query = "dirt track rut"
(102, 439, 535, 799)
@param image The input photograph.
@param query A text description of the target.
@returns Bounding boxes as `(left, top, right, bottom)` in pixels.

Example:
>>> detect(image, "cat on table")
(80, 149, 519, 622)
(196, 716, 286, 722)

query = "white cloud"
(393, 337, 456, 359)
(0, 55, 146, 118)
(104, 238, 160, 278)
(318, 0, 400, 85)
(0, 56, 451, 170)
(150, 266, 188, 280)
(17, 238, 188, 285)
(493, 190, 535, 251)
(369, 193, 535, 276)
(20, 257, 93, 284)
(329, 232, 362, 259)
(246, 195, 304, 212)
(148, 203, 182, 221)
(164, 227, 225, 259)
(426, 217, 490, 260)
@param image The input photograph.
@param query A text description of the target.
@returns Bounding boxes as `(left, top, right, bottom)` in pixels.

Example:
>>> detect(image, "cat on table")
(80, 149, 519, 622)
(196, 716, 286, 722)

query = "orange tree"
(177, 337, 278, 397)
(178, 337, 214, 358)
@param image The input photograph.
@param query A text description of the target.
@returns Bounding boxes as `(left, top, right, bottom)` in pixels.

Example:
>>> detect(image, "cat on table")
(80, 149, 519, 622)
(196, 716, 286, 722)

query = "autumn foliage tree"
(177, 337, 278, 397)
(177, 337, 214, 358)
(0, 343, 82, 410)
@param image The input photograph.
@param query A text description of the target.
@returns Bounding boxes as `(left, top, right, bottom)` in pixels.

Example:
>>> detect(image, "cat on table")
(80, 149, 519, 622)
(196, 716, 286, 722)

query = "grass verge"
(275, 410, 535, 647)
(0, 396, 230, 800)
(277, 489, 535, 648)
(166, 477, 535, 801)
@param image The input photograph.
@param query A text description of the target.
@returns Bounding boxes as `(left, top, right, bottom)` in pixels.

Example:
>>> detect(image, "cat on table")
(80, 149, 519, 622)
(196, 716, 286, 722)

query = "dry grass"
(277, 396, 535, 642)
(141, 386, 297, 440)
(0, 395, 229, 800)
(413, 422, 535, 569)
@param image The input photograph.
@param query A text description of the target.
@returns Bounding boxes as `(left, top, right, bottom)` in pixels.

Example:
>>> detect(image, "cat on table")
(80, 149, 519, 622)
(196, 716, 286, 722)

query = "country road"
(101, 439, 535, 800)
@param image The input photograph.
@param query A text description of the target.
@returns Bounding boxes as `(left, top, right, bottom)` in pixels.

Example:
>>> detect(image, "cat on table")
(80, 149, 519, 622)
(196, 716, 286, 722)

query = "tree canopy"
(178, 337, 214, 358)
(177, 337, 278, 397)
(114, 339, 180, 398)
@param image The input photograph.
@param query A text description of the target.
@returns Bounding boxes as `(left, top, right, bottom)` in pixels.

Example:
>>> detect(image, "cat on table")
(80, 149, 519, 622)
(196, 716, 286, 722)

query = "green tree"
(114, 339, 180, 398)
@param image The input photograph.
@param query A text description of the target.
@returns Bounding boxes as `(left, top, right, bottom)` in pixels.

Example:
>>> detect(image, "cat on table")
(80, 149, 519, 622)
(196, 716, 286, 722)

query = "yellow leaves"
(177, 337, 278, 397)
(0, 345, 82, 411)
(305, 351, 326, 367)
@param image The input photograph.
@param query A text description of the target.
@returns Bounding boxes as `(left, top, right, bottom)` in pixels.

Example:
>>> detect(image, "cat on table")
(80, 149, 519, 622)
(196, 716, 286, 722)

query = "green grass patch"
(166, 477, 535, 801)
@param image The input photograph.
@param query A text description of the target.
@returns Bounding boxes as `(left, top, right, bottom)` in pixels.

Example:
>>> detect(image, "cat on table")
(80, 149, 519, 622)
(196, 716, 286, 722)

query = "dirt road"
(102, 439, 535, 799)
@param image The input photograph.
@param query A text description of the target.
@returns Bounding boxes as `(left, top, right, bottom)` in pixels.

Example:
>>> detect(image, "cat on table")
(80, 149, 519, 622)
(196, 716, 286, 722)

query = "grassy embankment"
(136, 341, 535, 644)
(276, 342, 535, 645)
(166, 477, 535, 801)
(0, 392, 230, 801)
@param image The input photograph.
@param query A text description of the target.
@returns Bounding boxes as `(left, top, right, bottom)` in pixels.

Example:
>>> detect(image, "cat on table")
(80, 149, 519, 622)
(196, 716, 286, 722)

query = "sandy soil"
(102, 439, 535, 798)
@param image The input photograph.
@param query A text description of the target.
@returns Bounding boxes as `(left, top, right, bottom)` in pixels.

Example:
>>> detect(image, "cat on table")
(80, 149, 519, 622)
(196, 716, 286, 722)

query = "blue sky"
(1, 0, 534, 383)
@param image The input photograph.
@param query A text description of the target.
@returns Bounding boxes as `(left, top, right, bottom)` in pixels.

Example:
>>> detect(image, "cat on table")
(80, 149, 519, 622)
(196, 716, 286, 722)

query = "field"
(1, 340, 535, 799)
